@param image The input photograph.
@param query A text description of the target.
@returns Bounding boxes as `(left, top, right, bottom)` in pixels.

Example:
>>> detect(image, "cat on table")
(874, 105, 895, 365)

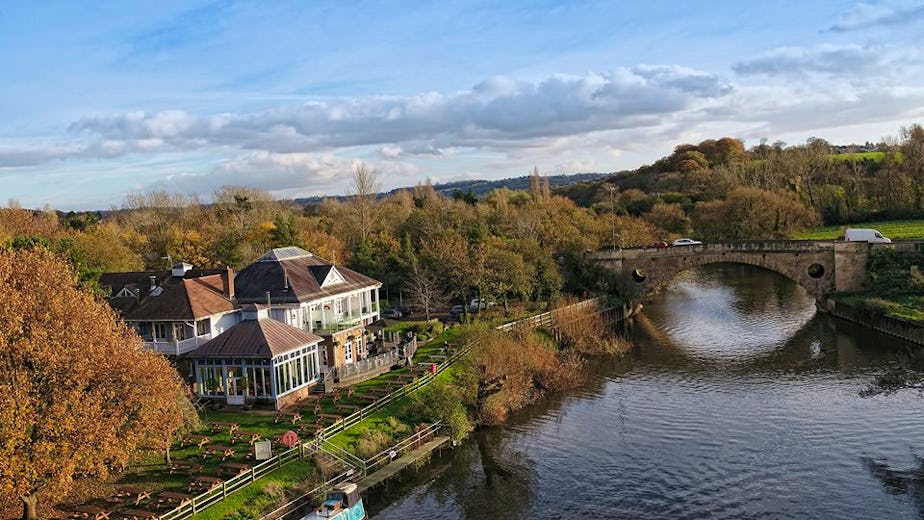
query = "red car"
(647, 241, 668, 249)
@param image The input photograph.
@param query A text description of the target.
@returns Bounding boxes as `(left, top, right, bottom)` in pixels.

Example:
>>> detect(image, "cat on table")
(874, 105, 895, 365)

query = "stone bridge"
(588, 240, 923, 306)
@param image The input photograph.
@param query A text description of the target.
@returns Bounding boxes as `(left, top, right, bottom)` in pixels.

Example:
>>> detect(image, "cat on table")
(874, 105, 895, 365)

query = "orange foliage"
(0, 249, 195, 518)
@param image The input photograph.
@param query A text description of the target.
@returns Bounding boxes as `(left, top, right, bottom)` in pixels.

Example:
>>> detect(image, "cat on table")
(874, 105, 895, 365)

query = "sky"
(2, 1, 924, 210)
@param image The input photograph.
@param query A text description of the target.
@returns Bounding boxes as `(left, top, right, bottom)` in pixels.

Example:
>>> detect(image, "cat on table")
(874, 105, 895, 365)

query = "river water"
(367, 264, 924, 519)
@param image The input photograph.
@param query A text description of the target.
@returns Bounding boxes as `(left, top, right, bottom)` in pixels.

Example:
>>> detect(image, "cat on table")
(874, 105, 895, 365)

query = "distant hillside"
(293, 172, 612, 205)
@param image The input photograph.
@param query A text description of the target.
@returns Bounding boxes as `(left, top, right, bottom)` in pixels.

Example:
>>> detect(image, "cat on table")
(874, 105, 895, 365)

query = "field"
(830, 151, 887, 163)
(793, 219, 924, 240)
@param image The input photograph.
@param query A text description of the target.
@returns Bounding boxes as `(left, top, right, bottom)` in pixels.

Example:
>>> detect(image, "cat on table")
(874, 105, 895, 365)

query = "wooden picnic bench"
(156, 492, 191, 509)
(133, 490, 151, 506)
(297, 423, 324, 435)
(368, 388, 390, 396)
(121, 509, 159, 520)
(235, 430, 262, 445)
(188, 475, 223, 493)
(167, 459, 203, 475)
(218, 462, 251, 477)
(71, 505, 109, 520)
(316, 413, 343, 425)
(353, 394, 379, 402)
(274, 412, 302, 425)
(182, 434, 210, 449)
(335, 403, 362, 412)
(209, 422, 239, 435)
(202, 444, 235, 461)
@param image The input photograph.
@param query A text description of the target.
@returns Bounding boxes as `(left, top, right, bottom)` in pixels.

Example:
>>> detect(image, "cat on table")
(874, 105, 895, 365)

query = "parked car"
(844, 228, 891, 243)
(449, 304, 465, 320)
(672, 238, 702, 246)
(646, 240, 669, 249)
(381, 308, 402, 319)
(468, 299, 496, 313)
(396, 305, 413, 316)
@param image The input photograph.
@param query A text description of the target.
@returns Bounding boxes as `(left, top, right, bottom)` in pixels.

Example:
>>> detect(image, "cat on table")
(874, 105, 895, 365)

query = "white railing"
(158, 299, 602, 520)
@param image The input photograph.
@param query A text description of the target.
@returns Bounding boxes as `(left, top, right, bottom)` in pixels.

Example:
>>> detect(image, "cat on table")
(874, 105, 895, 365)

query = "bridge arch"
(624, 253, 834, 303)
(589, 242, 846, 305)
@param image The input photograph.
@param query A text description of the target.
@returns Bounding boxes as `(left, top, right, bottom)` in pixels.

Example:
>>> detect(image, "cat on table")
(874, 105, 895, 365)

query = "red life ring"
(281, 430, 299, 448)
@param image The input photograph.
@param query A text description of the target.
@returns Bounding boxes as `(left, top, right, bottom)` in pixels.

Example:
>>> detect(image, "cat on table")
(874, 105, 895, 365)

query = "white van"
(844, 228, 891, 243)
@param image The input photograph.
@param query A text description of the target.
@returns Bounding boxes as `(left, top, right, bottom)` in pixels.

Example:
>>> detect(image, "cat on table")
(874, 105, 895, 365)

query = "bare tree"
(349, 163, 382, 242)
(403, 261, 448, 320)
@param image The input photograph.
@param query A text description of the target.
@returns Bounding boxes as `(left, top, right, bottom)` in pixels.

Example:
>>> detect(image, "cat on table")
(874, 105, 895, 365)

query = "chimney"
(222, 266, 235, 299)
(149, 275, 157, 291)
(266, 291, 271, 306)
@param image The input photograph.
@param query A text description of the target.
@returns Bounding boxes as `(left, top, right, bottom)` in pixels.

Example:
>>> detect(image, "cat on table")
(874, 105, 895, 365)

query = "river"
(367, 263, 924, 519)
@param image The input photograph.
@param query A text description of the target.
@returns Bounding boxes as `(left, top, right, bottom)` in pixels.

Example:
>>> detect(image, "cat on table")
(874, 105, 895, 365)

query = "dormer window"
(320, 267, 345, 287)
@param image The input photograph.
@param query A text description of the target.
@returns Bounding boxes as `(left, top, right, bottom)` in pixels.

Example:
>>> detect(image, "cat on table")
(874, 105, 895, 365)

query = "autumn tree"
(402, 260, 448, 320)
(0, 248, 196, 520)
(348, 162, 381, 243)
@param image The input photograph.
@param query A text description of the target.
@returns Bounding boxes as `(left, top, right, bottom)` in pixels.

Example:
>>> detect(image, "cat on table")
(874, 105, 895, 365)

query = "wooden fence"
(160, 298, 604, 520)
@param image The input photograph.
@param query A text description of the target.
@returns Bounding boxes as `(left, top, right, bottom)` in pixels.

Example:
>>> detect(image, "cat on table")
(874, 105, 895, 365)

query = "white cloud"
(144, 151, 421, 198)
(829, 1, 924, 31)
(732, 43, 924, 79)
(8, 67, 729, 168)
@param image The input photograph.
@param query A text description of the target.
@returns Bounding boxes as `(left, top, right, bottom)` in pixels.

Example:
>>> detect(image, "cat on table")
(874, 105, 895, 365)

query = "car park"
(671, 238, 702, 246)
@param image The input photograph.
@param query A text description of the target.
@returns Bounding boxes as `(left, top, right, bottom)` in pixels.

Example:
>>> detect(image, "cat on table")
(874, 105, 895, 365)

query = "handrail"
(157, 299, 598, 520)
(259, 469, 356, 520)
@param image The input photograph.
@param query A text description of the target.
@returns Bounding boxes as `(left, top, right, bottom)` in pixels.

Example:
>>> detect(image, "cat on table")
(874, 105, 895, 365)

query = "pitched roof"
(235, 247, 381, 304)
(188, 318, 323, 358)
(100, 269, 236, 321)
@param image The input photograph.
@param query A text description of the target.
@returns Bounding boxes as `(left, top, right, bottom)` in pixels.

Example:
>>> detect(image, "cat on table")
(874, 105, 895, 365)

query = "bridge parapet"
(590, 240, 924, 307)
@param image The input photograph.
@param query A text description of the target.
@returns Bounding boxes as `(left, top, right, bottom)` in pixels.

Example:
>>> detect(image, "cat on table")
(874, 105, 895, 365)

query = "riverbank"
(826, 296, 924, 346)
(369, 263, 924, 520)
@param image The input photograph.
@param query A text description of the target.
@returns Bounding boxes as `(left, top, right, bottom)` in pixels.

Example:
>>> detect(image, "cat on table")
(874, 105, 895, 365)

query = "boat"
(301, 482, 366, 520)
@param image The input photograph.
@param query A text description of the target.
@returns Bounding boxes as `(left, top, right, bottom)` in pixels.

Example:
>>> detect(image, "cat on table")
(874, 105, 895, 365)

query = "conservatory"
(188, 306, 324, 410)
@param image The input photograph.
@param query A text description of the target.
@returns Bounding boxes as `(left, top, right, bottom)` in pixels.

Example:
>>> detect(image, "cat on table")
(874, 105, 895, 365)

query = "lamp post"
(607, 185, 619, 250)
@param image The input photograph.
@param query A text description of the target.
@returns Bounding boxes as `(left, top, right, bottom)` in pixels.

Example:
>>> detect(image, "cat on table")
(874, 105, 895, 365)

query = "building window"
(196, 319, 210, 336)
(271, 344, 321, 398)
(153, 322, 169, 341)
(173, 323, 187, 341)
(344, 341, 353, 364)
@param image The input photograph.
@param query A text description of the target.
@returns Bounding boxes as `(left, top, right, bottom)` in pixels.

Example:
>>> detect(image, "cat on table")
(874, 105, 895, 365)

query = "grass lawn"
(190, 460, 319, 520)
(835, 293, 924, 323)
(793, 219, 924, 240)
(830, 151, 888, 163)
(64, 309, 534, 520)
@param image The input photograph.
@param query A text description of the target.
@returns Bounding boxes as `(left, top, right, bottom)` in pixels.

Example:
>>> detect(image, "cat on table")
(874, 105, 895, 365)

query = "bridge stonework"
(589, 241, 881, 306)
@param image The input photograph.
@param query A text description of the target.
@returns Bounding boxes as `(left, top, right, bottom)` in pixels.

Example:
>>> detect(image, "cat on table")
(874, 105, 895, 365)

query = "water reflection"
(370, 264, 924, 519)
(863, 456, 924, 518)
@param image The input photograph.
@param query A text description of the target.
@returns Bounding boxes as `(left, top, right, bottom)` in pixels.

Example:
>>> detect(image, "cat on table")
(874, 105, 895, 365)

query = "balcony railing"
(144, 334, 212, 356)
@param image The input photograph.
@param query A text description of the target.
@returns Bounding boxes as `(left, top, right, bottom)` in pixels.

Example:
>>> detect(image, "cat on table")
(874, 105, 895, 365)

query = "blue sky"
(2, 0, 924, 210)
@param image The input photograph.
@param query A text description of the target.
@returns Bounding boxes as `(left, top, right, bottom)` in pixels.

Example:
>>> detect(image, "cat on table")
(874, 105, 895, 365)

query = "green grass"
(84, 311, 526, 519)
(830, 151, 887, 163)
(190, 460, 318, 520)
(793, 219, 924, 240)
(834, 294, 924, 323)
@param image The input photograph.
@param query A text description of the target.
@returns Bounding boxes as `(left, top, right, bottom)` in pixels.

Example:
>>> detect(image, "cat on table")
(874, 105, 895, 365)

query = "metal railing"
(359, 422, 444, 476)
(159, 299, 597, 520)
(159, 443, 305, 520)
(259, 469, 357, 520)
